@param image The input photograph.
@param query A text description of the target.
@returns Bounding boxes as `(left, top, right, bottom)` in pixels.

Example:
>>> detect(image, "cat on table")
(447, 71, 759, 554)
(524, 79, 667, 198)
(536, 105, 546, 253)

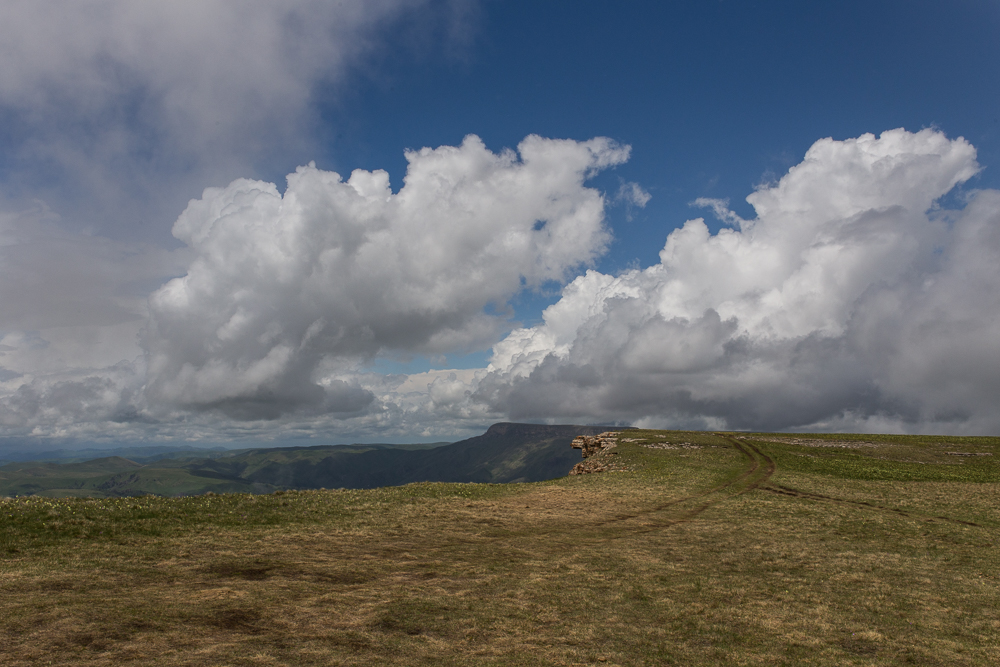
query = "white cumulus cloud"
(142, 134, 629, 419)
(5, 127, 1000, 444)
(476, 128, 1000, 434)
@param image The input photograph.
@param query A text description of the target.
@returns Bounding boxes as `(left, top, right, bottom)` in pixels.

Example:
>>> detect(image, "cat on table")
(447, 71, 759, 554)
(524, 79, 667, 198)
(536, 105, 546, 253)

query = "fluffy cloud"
(0, 0, 470, 236)
(0, 0, 489, 444)
(142, 135, 628, 419)
(5, 127, 1000, 444)
(477, 129, 1000, 434)
(0, 206, 186, 439)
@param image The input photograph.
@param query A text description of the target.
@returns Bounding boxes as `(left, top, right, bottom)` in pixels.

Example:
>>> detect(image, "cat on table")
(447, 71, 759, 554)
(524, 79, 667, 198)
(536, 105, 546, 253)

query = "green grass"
(1, 430, 999, 665)
(773, 448, 999, 482)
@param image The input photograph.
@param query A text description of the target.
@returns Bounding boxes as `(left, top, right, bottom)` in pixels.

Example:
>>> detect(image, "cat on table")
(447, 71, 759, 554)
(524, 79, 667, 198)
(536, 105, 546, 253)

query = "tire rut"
(584, 434, 776, 534)
(726, 435, 984, 528)
(761, 482, 983, 527)
(601, 434, 983, 534)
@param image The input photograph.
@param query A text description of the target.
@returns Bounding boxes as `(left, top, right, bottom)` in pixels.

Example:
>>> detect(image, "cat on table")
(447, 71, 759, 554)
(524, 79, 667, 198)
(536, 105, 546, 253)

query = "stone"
(569, 432, 621, 475)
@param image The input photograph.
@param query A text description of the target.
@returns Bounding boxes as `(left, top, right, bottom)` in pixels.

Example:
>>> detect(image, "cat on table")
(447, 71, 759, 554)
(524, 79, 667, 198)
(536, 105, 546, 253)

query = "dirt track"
(604, 434, 983, 534)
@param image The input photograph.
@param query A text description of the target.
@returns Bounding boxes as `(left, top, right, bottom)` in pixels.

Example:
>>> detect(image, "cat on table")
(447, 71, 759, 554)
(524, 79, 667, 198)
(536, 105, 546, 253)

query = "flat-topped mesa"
(571, 432, 620, 459)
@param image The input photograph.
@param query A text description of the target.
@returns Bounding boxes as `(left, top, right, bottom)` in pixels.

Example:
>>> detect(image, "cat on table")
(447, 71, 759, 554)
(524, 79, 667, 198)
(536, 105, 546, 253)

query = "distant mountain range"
(0, 423, 612, 498)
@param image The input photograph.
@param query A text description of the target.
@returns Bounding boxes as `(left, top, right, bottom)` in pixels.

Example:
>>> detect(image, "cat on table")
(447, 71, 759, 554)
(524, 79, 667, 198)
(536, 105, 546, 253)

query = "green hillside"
(0, 424, 607, 498)
(0, 457, 145, 498)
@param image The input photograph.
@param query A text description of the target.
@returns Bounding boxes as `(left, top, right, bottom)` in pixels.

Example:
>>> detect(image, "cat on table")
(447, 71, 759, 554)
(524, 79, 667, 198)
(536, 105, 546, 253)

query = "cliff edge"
(569, 431, 623, 474)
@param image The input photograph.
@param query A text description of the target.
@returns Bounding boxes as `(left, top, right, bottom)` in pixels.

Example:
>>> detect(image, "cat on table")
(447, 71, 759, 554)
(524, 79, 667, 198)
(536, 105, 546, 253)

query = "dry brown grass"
(2, 430, 999, 665)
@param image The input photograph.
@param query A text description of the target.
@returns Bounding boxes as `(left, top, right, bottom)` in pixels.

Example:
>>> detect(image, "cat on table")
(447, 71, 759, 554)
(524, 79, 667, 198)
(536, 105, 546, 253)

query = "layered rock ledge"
(569, 432, 621, 475)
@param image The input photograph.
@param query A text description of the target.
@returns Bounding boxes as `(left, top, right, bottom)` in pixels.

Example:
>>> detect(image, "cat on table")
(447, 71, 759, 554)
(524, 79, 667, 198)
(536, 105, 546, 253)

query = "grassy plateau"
(1, 430, 998, 665)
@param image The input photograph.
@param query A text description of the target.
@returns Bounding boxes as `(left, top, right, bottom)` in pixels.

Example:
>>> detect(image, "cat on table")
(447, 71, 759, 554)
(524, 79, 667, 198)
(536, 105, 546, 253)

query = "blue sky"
(323, 0, 1000, 257)
(1, 1, 999, 448)
(329, 0, 1000, 370)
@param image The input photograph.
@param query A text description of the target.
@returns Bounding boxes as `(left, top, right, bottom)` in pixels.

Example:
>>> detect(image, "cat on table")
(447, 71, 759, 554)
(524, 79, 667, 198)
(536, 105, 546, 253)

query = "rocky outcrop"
(569, 432, 621, 475)
(571, 432, 620, 457)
